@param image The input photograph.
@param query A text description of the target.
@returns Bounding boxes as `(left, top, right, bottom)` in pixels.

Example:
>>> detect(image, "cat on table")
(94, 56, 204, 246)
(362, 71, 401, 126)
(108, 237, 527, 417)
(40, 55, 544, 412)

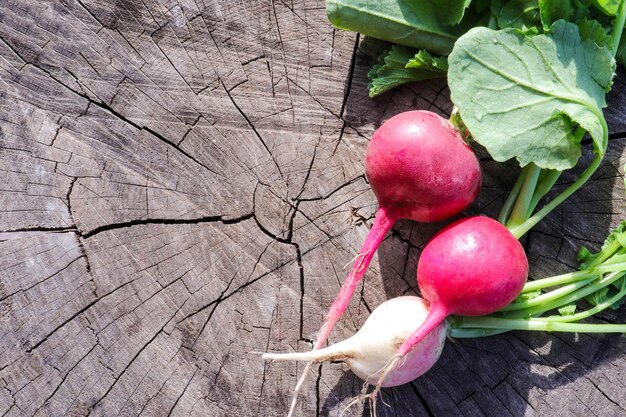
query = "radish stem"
(453, 317, 626, 333)
(508, 149, 605, 239)
(521, 269, 597, 292)
(315, 207, 396, 350)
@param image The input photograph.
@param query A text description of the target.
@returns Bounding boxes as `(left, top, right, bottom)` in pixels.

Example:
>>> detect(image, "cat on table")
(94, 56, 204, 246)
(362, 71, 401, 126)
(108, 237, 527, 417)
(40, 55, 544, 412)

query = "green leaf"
(368, 46, 448, 97)
(558, 304, 577, 315)
(585, 286, 609, 306)
(577, 245, 594, 265)
(590, 0, 620, 16)
(597, 220, 626, 251)
(326, 0, 475, 55)
(576, 17, 611, 46)
(609, 276, 626, 309)
(406, 49, 449, 70)
(430, 0, 473, 25)
(579, 220, 626, 268)
(448, 20, 615, 170)
(584, 275, 626, 310)
(610, 295, 626, 309)
(491, 0, 541, 32)
(539, 0, 578, 30)
(516, 290, 542, 301)
(603, 222, 626, 250)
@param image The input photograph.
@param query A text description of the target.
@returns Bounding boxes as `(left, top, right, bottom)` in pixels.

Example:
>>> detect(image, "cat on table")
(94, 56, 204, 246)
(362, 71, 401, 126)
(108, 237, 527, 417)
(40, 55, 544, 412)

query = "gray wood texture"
(1, 1, 625, 416)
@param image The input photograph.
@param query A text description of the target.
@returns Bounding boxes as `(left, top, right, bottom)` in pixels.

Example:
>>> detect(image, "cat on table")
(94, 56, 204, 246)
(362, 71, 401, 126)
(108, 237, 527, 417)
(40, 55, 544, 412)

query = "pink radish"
(263, 296, 447, 411)
(367, 216, 528, 401)
(285, 110, 481, 416)
(320, 110, 481, 347)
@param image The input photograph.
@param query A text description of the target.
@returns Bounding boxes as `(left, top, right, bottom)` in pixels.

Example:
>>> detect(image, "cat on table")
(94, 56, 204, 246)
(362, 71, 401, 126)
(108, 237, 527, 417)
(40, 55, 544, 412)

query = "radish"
(286, 110, 481, 416)
(367, 216, 528, 401)
(415, 216, 528, 326)
(263, 296, 447, 411)
(319, 110, 480, 350)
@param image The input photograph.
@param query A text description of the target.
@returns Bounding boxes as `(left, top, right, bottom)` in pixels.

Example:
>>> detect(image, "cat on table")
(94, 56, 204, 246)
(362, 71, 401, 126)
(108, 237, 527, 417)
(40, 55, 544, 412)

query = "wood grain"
(1, 1, 625, 416)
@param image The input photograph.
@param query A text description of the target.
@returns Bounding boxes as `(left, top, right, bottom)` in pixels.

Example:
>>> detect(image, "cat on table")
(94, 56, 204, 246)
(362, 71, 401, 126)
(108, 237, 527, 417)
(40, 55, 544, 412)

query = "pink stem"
(285, 207, 396, 417)
(398, 304, 448, 356)
(314, 206, 397, 349)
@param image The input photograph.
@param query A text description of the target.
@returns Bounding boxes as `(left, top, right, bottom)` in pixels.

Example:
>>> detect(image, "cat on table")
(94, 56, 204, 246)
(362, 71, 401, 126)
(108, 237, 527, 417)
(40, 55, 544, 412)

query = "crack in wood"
(80, 212, 254, 239)
(219, 79, 284, 178)
(34, 341, 99, 416)
(339, 34, 360, 120)
(165, 367, 198, 417)
(86, 328, 165, 416)
(0, 227, 79, 240)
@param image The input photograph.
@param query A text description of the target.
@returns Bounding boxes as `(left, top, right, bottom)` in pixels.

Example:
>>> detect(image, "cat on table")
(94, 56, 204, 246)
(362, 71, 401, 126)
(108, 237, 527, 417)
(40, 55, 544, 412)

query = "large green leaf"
(590, 0, 620, 15)
(368, 46, 448, 97)
(326, 0, 480, 55)
(448, 21, 614, 169)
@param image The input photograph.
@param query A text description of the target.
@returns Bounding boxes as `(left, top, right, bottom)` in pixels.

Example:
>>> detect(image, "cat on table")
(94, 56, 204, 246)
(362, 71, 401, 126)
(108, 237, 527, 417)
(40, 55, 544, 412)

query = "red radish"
(263, 296, 446, 409)
(317, 110, 481, 350)
(368, 216, 528, 401)
(414, 216, 528, 330)
(287, 110, 481, 416)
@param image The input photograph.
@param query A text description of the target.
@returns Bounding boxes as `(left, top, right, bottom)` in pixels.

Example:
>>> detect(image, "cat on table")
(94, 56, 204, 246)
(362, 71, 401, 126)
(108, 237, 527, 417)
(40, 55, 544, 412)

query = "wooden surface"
(1, 1, 626, 416)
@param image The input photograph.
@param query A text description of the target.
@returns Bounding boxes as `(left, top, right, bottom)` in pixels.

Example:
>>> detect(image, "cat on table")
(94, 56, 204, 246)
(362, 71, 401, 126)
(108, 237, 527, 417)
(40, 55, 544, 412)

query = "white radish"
(263, 296, 446, 396)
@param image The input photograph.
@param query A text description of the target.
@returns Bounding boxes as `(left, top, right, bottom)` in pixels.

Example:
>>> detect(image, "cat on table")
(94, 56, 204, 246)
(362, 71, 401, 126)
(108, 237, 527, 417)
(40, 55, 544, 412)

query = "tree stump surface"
(1, 1, 626, 416)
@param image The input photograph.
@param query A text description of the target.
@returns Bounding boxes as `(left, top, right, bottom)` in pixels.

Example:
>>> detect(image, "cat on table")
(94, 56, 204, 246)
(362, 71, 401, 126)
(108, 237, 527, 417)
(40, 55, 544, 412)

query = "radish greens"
(368, 46, 448, 97)
(448, 21, 614, 171)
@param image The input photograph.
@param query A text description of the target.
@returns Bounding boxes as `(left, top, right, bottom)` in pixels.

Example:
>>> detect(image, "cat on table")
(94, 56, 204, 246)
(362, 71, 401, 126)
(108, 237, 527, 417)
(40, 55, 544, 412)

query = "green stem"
(450, 283, 626, 335)
(584, 240, 625, 270)
(521, 269, 597, 293)
(502, 271, 626, 319)
(501, 277, 597, 311)
(498, 166, 528, 224)
(594, 257, 626, 273)
(508, 151, 605, 239)
(611, 0, 626, 57)
(505, 115, 606, 239)
(519, 253, 626, 294)
(537, 284, 626, 323)
(507, 164, 541, 228)
(448, 327, 508, 338)
(453, 316, 626, 333)
(528, 169, 562, 215)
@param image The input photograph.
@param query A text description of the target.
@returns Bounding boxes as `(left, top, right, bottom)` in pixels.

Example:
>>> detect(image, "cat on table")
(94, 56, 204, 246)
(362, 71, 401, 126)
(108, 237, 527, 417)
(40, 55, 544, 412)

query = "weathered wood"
(0, 1, 625, 416)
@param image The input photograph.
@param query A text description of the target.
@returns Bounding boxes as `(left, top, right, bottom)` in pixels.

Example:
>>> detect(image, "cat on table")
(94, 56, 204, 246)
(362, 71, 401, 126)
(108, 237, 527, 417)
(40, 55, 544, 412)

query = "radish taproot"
(263, 296, 447, 409)
(286, 110, 481, 415)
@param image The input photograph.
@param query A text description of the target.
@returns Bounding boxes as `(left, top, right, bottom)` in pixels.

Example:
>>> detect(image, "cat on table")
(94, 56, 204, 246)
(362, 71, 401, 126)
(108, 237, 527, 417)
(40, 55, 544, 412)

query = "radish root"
(286, 362, 313, 417)
(341, 354, 404, 417)
(343, 250, 370, 270)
